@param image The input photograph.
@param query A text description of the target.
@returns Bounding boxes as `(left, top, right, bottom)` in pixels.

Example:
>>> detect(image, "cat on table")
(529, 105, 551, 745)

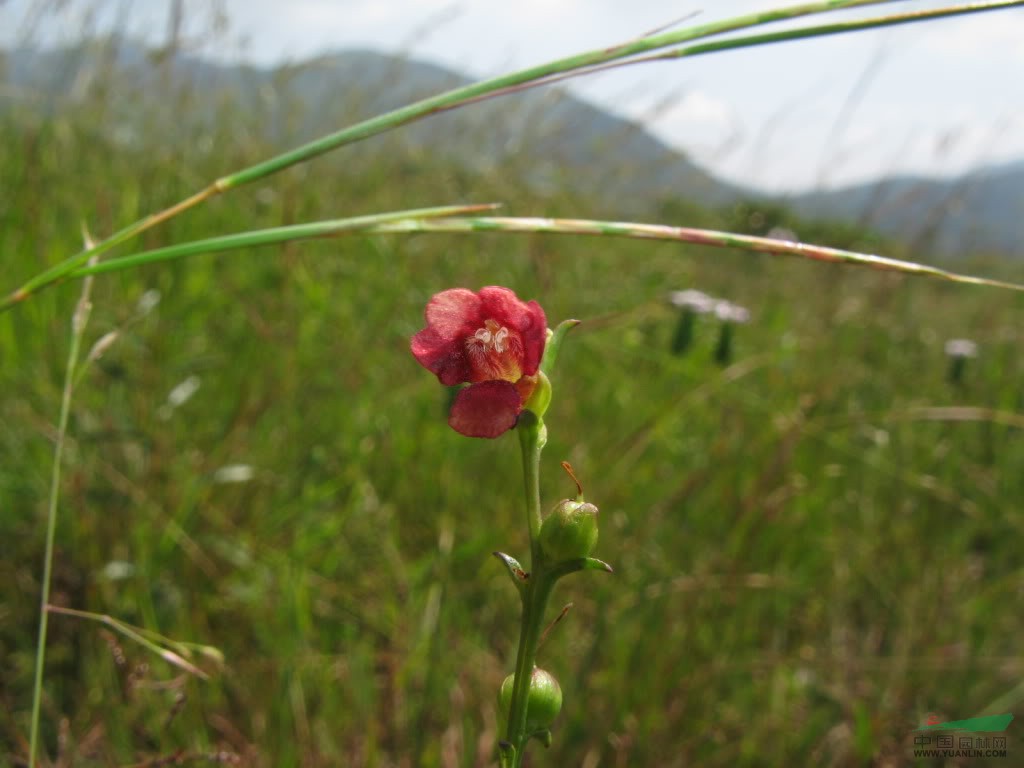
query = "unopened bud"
(540, 499, 599, 562)
(498, 667, 562, 732)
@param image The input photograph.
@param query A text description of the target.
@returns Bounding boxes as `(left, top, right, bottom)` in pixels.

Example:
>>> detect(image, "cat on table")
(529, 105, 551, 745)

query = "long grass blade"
(45, 605, 211, 680)
(215, 0, 902, 191)
(9, 0, 1012, 312)
(49, 204, 496, 280)
(67, 215, 1024, 292)
(486, 0, 1024, 97)
(365, 217, 1024, 292)
(27, 247, 98, 768)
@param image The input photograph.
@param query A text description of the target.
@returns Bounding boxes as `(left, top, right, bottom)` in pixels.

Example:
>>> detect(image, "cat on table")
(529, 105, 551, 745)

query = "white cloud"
(919, 12, 1024, 60)
(660, 90, 734, 131)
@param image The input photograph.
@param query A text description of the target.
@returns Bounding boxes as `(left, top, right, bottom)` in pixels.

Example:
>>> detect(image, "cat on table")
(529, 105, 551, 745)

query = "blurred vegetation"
(2, 25, 1024, 768)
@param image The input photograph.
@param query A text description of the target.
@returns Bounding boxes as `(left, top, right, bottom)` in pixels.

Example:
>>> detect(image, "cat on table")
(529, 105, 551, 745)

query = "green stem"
(28, 265, 95, 766)
(506, 575, 555, 767)
(519, 413, 545, 562)
(502, 413, 553, 767)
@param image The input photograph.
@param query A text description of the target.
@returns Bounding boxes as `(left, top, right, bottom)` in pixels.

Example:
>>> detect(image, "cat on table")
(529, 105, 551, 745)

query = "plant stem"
(506, 575, 555, 767)
(519, 413, 545, 562)
(502, 413, 553, 767)
(28, 261, 96, 767)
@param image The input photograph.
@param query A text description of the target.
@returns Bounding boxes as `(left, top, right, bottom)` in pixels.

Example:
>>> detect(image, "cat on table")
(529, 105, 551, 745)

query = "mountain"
(0, 43, 740, 214)
(786, 162, 1024, 258)
(1, 42, 1021, 256)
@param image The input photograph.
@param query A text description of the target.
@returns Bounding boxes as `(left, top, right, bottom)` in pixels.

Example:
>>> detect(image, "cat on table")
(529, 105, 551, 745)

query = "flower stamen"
(467, 319, 523, 382)
(472, 319, 509, 353)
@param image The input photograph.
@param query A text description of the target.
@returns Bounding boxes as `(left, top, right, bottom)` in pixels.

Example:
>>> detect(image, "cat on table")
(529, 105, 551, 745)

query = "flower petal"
(518, 300, 547, 376)
(425, 288, 481, 339)
(448, 380, 522, 438)
(411, 327, 472, 385)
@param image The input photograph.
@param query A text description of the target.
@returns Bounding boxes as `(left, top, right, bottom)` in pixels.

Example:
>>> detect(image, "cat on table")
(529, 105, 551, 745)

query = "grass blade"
(66, 215, 1024, 292)
(6, 0, 991, 311)
(214, 0, 902, 191)
(502, 0, 1024, 93)
(45, 606, 212, 680)
(27, 246, 98, 768)
(55, 204, 500, 279)
(366, 217, 1024, 292)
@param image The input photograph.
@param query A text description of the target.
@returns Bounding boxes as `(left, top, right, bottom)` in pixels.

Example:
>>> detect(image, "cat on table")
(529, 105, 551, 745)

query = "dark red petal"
(411, 327, 472, 385)
(448, 380, 522, 438)
(477, 287, 547, 376)
(424, 288, 481, 339)
(477, 286, 525, 320)
(518, 300, 547, 376)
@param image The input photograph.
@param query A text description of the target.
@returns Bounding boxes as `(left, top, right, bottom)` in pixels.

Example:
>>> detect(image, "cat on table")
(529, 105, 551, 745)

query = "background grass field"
(2, 25, 1024, 768)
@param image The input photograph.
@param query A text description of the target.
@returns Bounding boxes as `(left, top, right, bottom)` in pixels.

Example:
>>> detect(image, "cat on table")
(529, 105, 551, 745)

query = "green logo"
(915, 713, 1014, 732)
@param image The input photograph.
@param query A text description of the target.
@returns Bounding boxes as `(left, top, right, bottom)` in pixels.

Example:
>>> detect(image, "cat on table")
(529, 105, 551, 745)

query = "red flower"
(411, 286, 547, 438)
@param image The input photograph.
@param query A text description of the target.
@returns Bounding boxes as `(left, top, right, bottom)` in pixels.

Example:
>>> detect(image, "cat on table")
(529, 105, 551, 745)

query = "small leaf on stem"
(493, 551, 529, 592)
(540, 319, 581, 376)
(549, 556, 615, 579)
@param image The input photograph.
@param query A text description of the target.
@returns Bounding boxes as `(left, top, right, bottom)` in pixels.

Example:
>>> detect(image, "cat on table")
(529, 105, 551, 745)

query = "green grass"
(3, 49, 1024, 768)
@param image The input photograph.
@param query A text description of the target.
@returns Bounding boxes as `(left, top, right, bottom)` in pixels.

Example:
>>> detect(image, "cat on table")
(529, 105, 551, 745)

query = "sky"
(4, 0, 1024, 192)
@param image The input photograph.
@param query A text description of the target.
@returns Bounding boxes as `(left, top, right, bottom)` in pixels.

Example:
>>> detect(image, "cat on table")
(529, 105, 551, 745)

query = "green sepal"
(530, 728, 553, 748)
(539, 319, 580, 376)
(493, 551, 529, 595)
(523, 371, 552, 418)
(549, 556, 614, 580)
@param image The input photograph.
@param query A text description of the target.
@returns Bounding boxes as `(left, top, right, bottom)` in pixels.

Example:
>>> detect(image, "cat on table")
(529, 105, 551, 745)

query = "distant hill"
(0, 43, 740, 214)
(787, 161, 1024, 259)
(2, 42, 1021, 257)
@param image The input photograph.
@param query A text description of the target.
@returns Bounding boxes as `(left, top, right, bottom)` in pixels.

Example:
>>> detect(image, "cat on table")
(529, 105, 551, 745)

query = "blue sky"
(5, 0, 1023, 192)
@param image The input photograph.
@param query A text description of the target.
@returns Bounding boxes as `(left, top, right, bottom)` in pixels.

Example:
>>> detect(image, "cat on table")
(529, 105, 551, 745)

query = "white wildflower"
(669, 289, 715, 313)
(87, 330, 119, 362)
(944, 339, 978, 358)
(136, 289, 161, 317)
(714, 300, 751, 324)
(158, 375, 201, 419)
(213, 464, 256, 484)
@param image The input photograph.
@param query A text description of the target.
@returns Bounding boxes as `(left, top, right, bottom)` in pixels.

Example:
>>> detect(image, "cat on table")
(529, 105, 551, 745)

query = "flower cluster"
(411, 286, 547, 438)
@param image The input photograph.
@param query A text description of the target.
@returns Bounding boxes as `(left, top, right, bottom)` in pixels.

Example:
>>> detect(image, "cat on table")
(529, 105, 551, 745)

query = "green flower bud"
(498, 667, 563, 732)
(539, 499, 599, 562)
